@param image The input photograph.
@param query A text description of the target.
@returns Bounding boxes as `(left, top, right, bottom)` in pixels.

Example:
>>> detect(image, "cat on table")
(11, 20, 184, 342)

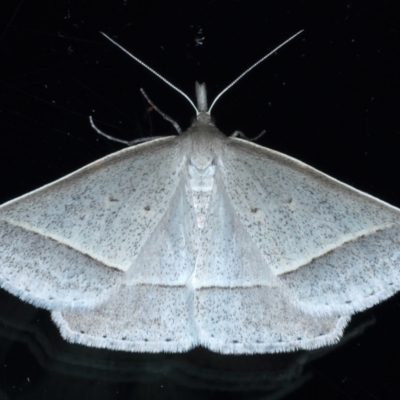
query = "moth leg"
(230, 129, 266, 141)
(140, 88, 182, 134)
(89, 116, 166, 146)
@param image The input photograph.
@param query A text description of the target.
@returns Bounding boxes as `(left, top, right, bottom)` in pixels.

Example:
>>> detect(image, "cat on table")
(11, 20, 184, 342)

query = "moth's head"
(196, 111, 213, 125)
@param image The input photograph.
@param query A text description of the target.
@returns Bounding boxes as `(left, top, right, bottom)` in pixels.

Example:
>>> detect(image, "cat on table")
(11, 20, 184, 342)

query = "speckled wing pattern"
(1, 128, 400, 354)
(48, 135, 400, 354)
(189, 167, 350, 354)
(222, 138, 400, 316)
(50, 162, 350, 354)
(0, 136, 185, 310)
(52, 162, 202, 353)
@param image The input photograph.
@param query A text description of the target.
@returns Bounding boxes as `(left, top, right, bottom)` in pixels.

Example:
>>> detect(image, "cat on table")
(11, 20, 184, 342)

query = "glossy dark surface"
(1, 1, 399, 399)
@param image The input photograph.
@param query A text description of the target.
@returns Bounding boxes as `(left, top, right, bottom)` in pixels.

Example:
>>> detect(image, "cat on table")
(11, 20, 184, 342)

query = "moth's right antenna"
(100, 32, 199, 115)
(208, 30, 304, 114)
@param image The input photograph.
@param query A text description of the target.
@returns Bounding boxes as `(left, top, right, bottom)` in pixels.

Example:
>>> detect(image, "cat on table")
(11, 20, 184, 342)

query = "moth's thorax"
(184, 113, 226, 229)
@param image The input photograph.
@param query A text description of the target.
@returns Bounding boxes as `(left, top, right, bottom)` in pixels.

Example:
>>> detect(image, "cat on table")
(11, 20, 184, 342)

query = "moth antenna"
(208, 30, 304, 114)
(100, 32, 199, 115)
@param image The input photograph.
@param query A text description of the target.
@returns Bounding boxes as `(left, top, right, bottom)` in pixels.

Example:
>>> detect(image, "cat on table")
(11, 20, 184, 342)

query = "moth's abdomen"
(188, 162, 216, 230)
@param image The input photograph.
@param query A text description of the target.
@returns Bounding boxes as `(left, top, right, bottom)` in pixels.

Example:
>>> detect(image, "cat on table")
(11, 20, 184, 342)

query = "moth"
(1, 31, 399, 354)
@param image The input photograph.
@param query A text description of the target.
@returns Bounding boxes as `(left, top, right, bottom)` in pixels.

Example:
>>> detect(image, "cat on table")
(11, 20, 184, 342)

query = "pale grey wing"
(51, 172, 201, 352)
(52, 284, 196, 353)
(192, 169, 348, 353)
(221, 138, 400, 316)
(0, 136, 187, 310)
(281, 226, 400, 316)
(125, 167, 200, 286)
(0, 220, 123, 310)
(53, 167, 347, 354)
(52, 285, 349, 354)
(196, 287, 349, 354)
(193, 170, 278, 288)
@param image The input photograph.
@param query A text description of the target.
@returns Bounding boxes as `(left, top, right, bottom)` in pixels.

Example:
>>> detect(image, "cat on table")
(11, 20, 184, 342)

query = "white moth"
(1, 31, 400, 355)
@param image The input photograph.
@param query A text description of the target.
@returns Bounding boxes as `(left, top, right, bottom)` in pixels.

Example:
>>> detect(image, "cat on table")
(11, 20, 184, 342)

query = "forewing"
(221, 138, 400, 315)
(193, 169, 278, 287)
(125, 167, 200, 285)
(0, 136, 187, 309)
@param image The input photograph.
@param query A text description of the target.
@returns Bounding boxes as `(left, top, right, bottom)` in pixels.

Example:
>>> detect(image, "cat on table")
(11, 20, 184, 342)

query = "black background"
(1, 1, 400, 399)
